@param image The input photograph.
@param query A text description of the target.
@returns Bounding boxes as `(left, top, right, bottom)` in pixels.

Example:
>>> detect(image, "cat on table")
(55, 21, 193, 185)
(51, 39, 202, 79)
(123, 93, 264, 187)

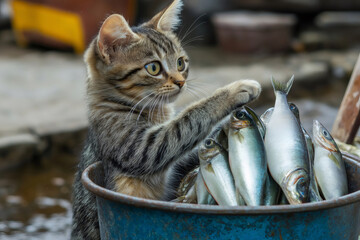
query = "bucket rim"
(81, 154, 360, 215)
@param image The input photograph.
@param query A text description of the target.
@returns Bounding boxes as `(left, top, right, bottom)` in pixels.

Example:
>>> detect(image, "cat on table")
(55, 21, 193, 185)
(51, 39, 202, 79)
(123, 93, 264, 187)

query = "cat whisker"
(184, 86, 202, 100)
(158, 94, 165, 122)
(187, 83, 211, 93)
(136, 95, 155, 125)
(125, 92, 155, 122)
(182, 36, 204, 47)
(186, 84, 209, 98)
(156, 95, 162, 122)
(161, 95, 167, 121)
(186, 81, 209, 88)
(164, 94, 170, 120)
(186, 78, 206, 83)
(180, 13, 206, 42)
(149, 94, 161, 123)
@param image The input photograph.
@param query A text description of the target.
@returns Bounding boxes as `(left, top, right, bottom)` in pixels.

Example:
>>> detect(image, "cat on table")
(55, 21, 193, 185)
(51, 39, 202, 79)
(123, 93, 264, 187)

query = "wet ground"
(0, 153, 75, 239)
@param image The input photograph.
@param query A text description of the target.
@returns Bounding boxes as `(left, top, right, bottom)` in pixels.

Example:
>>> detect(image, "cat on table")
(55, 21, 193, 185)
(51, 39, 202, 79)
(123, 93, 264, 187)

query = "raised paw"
(237, 79, 261, 100)
(226, 79, 262, 108)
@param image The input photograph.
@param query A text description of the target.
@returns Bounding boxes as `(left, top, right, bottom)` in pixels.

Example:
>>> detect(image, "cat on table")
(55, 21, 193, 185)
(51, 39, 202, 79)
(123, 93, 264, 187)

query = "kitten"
(71, 0, 261, 239)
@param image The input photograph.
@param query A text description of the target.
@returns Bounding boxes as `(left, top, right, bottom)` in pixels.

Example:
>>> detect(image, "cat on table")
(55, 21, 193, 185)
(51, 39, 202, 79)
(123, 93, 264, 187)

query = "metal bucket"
(82, 155, 360, 240)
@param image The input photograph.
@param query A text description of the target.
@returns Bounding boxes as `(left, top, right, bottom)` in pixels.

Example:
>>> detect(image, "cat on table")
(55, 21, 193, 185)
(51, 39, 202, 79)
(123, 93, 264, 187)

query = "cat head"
(86, 0, 188, 105)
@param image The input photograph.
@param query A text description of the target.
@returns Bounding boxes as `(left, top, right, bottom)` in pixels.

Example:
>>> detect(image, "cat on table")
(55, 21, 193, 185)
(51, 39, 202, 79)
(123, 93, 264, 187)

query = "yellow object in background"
(11, 0, 85, 53)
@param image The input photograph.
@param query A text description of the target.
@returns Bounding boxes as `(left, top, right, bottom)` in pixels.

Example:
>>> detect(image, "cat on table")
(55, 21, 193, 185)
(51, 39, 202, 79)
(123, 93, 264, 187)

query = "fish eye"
(204, 139, 213, 148)
(296, 178, 308, 196)
(145, 61, 162, 76)
(177, 57, 186, 72)
(235, 111, 245, 119)
(323, 130, 328, 137)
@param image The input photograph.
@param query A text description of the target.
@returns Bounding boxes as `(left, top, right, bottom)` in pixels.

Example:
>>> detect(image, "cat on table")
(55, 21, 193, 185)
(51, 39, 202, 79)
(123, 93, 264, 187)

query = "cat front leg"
(116, 79, 261, 176)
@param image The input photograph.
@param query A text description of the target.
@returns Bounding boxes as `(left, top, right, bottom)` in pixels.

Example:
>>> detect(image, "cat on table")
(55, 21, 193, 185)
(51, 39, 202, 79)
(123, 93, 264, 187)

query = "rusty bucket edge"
(81, 154, 360, 215)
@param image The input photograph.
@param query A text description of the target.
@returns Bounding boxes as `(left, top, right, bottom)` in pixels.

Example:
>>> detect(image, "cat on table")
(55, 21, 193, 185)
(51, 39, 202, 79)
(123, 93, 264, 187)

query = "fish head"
(178, 167, 199, 195)
(313, 120, 338, 152)
(230, 108, 255, 130)
(244, 106, 266, 137)
(282, 168, 310, 204)
(288, 102, 300, 121)
(198, 138, 222, 163)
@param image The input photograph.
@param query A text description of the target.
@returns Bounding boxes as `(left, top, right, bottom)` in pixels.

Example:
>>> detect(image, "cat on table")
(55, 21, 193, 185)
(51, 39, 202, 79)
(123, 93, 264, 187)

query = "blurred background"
(0, 0, 360, 239)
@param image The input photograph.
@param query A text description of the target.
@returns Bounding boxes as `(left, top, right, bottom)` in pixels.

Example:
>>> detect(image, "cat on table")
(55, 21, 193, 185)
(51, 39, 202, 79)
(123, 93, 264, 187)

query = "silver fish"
(195, 170, 216, 205)
(261, 103, 317, 203)
(199, 139, 240, 206)
(261, 104, 310, 204)
(264, 174, 281, 205)
(244, 106, 266, 138)
(313, 120, 348, 200)
(175, 167, 198, 203)
(264, 76, 310, 204)
(289, 102, 322, 202)
(228, 108, 267, 206)
(212, 127, 229, 151)
(278, 192, 289, 205)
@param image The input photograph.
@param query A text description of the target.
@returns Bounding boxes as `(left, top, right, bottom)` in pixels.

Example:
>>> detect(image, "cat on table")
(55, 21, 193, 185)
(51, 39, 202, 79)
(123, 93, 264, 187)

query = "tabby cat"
(71, 0, 261, 239)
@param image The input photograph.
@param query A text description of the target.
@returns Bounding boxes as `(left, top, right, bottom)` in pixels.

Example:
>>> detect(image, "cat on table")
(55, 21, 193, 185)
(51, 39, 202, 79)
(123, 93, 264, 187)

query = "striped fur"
(71, 1, 261, 239)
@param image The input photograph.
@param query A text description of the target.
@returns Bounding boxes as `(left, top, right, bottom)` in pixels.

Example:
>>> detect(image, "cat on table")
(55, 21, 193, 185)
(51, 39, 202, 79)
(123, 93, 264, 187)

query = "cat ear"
(97, 14, 139, 64)
(147, 0, 183, 32)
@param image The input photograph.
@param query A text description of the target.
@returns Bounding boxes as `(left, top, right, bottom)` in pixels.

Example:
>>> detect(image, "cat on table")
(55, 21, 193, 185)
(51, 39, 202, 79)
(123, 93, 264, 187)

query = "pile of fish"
(175, 76, 348, 206)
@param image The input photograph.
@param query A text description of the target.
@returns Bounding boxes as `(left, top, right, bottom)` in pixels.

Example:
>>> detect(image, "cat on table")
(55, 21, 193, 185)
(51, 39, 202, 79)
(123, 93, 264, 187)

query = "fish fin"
(205, 163, 215, 174)
(236, 131, 244, 143)
(328, 152, 341, 169)
(236, 187, 245, 205)
(271, 75, 294, 95)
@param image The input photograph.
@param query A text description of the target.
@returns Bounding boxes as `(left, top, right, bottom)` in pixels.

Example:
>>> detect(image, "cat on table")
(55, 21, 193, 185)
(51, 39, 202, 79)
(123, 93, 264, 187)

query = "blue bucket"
(82, 154, 360, 240)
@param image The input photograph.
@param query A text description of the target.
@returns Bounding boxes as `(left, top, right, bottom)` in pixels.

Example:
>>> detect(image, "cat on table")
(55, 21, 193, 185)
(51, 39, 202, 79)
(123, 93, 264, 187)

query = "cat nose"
(174, 80, 185, 88)
(170, 74, 185, 88)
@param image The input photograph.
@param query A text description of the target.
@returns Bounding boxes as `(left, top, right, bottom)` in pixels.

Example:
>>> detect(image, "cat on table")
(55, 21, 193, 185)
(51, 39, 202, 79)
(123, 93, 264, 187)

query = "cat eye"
(177, 57, 186, 72)
(145, 62, 162, 76)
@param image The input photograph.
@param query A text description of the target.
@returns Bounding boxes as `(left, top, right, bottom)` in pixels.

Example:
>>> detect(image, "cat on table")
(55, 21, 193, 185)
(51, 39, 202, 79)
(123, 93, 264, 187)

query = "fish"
(303, 127, 322, 202)
(228, 108, 267, 206)
(174, 167, 198, 203)
(289, 102, 322, 202)
(244, 106, 266, 138)
(261, 103, 318, 203)
(313, 120, 348, 200)
(264, 76, 310, 204)
(212, 126, 229, 151)
(278, 192, 289, 205)
(195, 170, 216, 205)
(244, 107, 280, 205)
(264, 174, 281, 205)
(199, 138, 241, 206)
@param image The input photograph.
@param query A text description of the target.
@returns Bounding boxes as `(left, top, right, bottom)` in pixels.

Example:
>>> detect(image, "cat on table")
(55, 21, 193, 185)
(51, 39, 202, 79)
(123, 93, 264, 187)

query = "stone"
(0, 133, 39, 171)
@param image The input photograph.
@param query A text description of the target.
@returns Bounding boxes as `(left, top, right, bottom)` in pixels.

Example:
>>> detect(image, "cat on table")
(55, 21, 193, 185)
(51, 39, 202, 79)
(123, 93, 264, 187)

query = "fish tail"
(271, 75, 294, 95)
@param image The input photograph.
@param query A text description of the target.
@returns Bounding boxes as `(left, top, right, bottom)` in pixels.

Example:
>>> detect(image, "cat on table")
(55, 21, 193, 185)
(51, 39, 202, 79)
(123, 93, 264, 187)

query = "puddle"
(0, 154, 75, 239)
